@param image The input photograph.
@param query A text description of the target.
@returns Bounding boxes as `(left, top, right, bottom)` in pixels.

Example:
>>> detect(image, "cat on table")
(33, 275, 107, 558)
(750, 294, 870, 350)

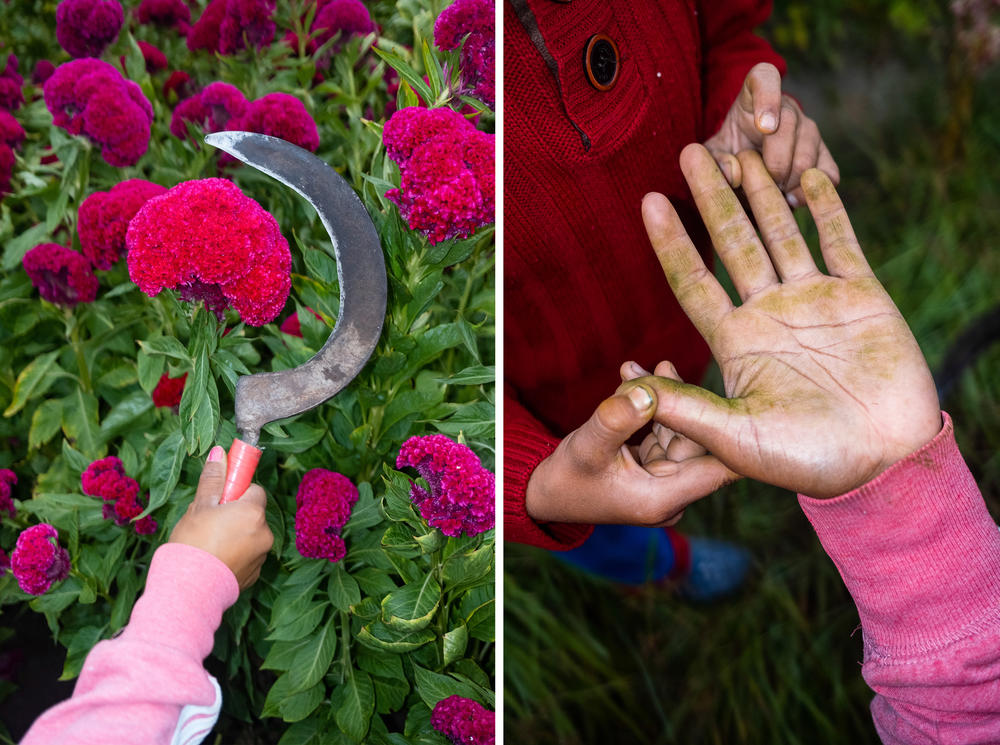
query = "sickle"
(204, 132, 387, 502)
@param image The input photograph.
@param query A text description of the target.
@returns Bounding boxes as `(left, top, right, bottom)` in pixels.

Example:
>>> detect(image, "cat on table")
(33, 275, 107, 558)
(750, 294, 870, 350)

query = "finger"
(801, 169, 874, 279)
(665, 434, 706, 461)
(761, 101, 798, 188)
(817, 141, 839, 185)
(643, 190, 734, 340)
(741, 62, 782, 134)
(652, 360, 680, 379)
(678, 144, 780, 301)
(620, 360, 651, 382)
(643, 375, 745, 458)
(736, 150, 819, 281)
(194, 446, 228, 507)
(234, 483, 268, 510)
(632, 454, 742, 525)
(707, 148, 742, 188)
(571, 384, 657, 466)
(784, 117, 821, 197)
(639, 432, 667, 464)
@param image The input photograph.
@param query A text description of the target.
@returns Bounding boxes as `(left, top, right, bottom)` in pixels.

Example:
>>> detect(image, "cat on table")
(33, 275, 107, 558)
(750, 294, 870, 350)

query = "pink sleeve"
(798, 413, 1000, 744)
(20, 543, 240, 745)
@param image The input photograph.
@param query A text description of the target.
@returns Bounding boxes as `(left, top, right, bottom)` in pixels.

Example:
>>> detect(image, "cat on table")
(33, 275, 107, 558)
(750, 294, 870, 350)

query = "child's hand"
(703, 62, 838, 209)
(169, 446, 274, 590)
(525, 368, 738, 528)
(639, 144, 941, 498)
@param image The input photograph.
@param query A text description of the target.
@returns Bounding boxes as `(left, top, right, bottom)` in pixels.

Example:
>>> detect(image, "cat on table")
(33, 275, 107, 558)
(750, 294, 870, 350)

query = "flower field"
(0, 0, 495, 742)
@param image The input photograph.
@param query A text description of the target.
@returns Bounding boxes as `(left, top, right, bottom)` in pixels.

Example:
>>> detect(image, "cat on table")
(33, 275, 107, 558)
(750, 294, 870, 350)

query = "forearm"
(21, 543, 239, 745)
(798, 414, 1000, 744)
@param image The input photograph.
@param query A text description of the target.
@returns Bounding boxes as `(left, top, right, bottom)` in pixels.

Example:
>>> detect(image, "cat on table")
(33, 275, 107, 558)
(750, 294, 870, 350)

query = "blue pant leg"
(554, 524, 676, 585)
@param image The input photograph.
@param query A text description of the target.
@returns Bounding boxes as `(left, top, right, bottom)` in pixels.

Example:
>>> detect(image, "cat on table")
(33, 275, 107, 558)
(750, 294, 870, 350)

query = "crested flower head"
(43, 59, 153, 167)
(396, 434, 494, 537)
(189, 0, 276, 54)
(232, 93, 320, 152)
(78, 179, 166, 270)
(56, 0, 124, 58)
(126, 178, 291, 326)
(294, 469, 359, 562)
(0, 54, 24, 111)
(163, 70, 193, 103)
(22, 243, 98, 307)
(312, 0, 375, 48)
(0, 548, 9, 574)
(383, 106, 494, 245)
(431, 696, 495, 745)
(0, 470, 17, 519)
(136, 41, 169, 73)
(151, 372, 187, 408)
(33, 60, 56, 86)
(0, 145, 14, 198)
(81, 456, 157, 534)
(0, 111, 24, 149)
(434, 0, 495, 109)
(10, 524, 71, 596)
(136, 0, 192, 33)
(170, 81, 247, 140)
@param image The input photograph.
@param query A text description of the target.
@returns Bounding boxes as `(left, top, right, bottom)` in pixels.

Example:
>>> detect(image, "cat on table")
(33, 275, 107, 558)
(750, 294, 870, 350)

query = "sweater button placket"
(583, 33, 619, 91)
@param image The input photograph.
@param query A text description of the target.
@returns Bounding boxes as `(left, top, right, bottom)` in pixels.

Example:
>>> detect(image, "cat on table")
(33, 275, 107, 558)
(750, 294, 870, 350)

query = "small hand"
(703, 63, 838, 208)
(525, 375, 737, 527)
(169, 446, 274, 589)
(640, 145, 941, 498)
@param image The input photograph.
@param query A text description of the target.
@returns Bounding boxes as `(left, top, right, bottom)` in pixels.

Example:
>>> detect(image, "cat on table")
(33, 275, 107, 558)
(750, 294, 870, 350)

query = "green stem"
(339, 610, 352, 683)
(69, 311, 92, 393)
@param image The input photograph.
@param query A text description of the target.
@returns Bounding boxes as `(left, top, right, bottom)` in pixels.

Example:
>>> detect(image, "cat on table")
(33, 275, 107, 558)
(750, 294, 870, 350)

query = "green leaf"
(288, 621, 337, 692)
(4, 350, 60, 417)
(110, 565, 141, 632)
(357, 621, 436, 653)
(456, 317, 481, 362)
(263, 674, 324, 722)
(436, 365, 495, 385)
(61, 441, 92, 475)
(412, 665, 485, 711)
(345, 482, 382, 532)
(277, 717, 326, 745)
(29, 575, 82, 614)
(29, 398, 64, 449)
(381, 575, 441, 632)
(147, 429, 186, 513)
(59, 625, 105, 681)
(331, 670, 374, 742)
(354, 567, 398, 598)
(97, 531, 130, 593)
(3, 223, 49, 270)
(373, 675, 410, 714)
(328, 563, 362, 612)
(441, 542, 494, 595)
(138, 337, 191, 364)
(99, 390, 153, 439)
(270, 564, 326, 629)
(136, 349, 165, 393)
(383, 471, 418, 522)
(266, 603, 327, 642)
(464, 597, 494, 643)
(61, 388, 101, 459)
(266, 421, 327, 453)
(261, 636, 314, 672)
(357, 649, 403, 680)
(373, 46, 433, 104)
(443, 623, 468, 666)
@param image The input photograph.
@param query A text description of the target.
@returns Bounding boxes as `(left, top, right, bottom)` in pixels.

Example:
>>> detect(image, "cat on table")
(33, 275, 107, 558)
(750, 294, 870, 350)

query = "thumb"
(741, 62, 782, 134)
(571, 384, 657, 466)
(644, 377, 743, 456)
(195, 445, 228, 506)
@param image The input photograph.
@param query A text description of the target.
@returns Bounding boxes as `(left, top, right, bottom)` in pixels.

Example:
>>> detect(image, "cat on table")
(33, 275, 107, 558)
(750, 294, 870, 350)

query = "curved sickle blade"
(205, 132, 387, 446)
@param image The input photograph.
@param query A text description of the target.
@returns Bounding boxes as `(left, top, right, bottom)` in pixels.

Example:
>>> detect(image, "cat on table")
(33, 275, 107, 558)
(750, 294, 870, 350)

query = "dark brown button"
(583, 34, 619, 91)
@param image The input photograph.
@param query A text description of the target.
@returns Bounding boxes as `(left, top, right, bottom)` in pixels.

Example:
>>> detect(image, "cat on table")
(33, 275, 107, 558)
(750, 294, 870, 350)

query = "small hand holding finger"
(621, 360, 705, 463)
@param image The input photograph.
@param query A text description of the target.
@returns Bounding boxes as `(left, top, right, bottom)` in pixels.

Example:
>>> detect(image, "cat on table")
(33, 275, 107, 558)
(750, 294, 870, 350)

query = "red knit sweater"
(503, 0, 785, 549)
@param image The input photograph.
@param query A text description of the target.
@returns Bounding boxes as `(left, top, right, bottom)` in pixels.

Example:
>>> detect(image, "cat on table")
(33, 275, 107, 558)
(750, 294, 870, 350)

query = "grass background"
(503, 2, 1000, 743)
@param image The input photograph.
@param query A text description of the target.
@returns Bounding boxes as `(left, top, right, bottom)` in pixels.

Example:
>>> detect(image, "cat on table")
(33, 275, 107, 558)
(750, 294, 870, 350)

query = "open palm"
(640, 145, 940, 498)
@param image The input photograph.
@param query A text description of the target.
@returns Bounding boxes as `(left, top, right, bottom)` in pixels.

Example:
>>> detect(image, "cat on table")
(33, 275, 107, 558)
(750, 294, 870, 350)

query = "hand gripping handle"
(220, 438, 262, 504)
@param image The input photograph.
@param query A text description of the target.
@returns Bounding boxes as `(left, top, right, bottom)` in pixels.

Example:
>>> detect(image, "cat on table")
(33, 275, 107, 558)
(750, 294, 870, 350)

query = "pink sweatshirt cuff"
(798, 413, 1000, 659)
(122, 543, 239, 660)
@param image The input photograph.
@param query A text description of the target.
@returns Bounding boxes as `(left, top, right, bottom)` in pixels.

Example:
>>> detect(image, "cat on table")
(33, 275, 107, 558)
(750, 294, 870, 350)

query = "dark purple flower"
(170, 81, 248, 140)
(78, 179, 166, 270)
(383, 106, 494, 245)
(189, 0, 276, 55)
(0, 548, 9, 574)
(163, 70, 193, 103)
(56, 0, 124, 58)
(10, 524, 71, 596)
(187, 0, 226, 52)
(43, 59, 153, 167)
(0, 145, 14, 198)
(0, 111, 24, 149)
(0, 470, 17, 519)
(136, 0, 191, 34)
(396, 434, 494, 537)
(22, 243, 98, 307)
(431, 696, 495, 745)
(434, 0, 494, 109)
(81, 456, 157, 534)
(294, 469, 358, 562)
(32, 60, 56, 86)
(134, 515, 158, 535)
(312, 0, 374, 48)
(231, 92, 319, 152)
(0, 54, 24, 111)
(138, 41, 169, 72)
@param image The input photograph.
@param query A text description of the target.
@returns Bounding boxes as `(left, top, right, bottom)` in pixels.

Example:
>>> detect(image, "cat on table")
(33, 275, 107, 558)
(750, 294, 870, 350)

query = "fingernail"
(630, 361, 650, 376)
(207, 445, 225, 463)
(628, 386, 653, 411)
(786, 194, 799, 209)
(759, 112, 777, 132)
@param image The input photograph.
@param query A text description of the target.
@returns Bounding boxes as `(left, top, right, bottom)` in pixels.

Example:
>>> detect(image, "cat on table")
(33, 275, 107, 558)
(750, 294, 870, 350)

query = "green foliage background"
(505, 2, 1000, 743)
(0, 1, 495, 743)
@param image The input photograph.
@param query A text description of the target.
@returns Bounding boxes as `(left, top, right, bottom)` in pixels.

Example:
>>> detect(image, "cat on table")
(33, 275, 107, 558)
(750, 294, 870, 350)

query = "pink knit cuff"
(121, 543, 239, 660)
(798, 413, 1000, 659)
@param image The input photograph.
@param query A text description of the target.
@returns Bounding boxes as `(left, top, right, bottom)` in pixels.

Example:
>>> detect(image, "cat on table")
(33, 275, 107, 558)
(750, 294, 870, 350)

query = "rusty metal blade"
(205, 132, 387, 446)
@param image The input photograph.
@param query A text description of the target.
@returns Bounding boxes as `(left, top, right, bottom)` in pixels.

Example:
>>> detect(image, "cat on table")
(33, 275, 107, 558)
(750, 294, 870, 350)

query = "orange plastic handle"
(220, 438, 262, 504)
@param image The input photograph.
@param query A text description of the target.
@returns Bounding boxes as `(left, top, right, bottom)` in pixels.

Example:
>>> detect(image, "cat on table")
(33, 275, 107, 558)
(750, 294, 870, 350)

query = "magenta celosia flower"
(0, 145, 14, 198)
(163, 70, 193, 103)
(126, 178, 291, 326)
(434, 0, 494, 109)
(231, 93, 319, 152)
(0, 111, 24, 149)
(188, 0, 276, 54)
(81, 456, 158, 534)
(44, 59, 153, 167)
(170, 81, 248, 140)
(136, 0, 191, 34)
(56, 0, 124, 58)
(0, 548, 9, 574)
(396, 434, 494, 537)
(139, 41, 168, 72)
(431, 696, 495, 745)
(78, 179, 166, 270)
(0, 55, 24, 111)
(383, 106, 494, 245)
(152, 372, 187, 408)
(187, 0, 226, 52)
(294, 469, 358, 562)
(0, 470, 17, 519)
(22, 243, 98, 307)
(33, 60, 56, 86)
(312, 0, 375, 48)
(134, 515, 158, 535)
(10, 524, 71, 596)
